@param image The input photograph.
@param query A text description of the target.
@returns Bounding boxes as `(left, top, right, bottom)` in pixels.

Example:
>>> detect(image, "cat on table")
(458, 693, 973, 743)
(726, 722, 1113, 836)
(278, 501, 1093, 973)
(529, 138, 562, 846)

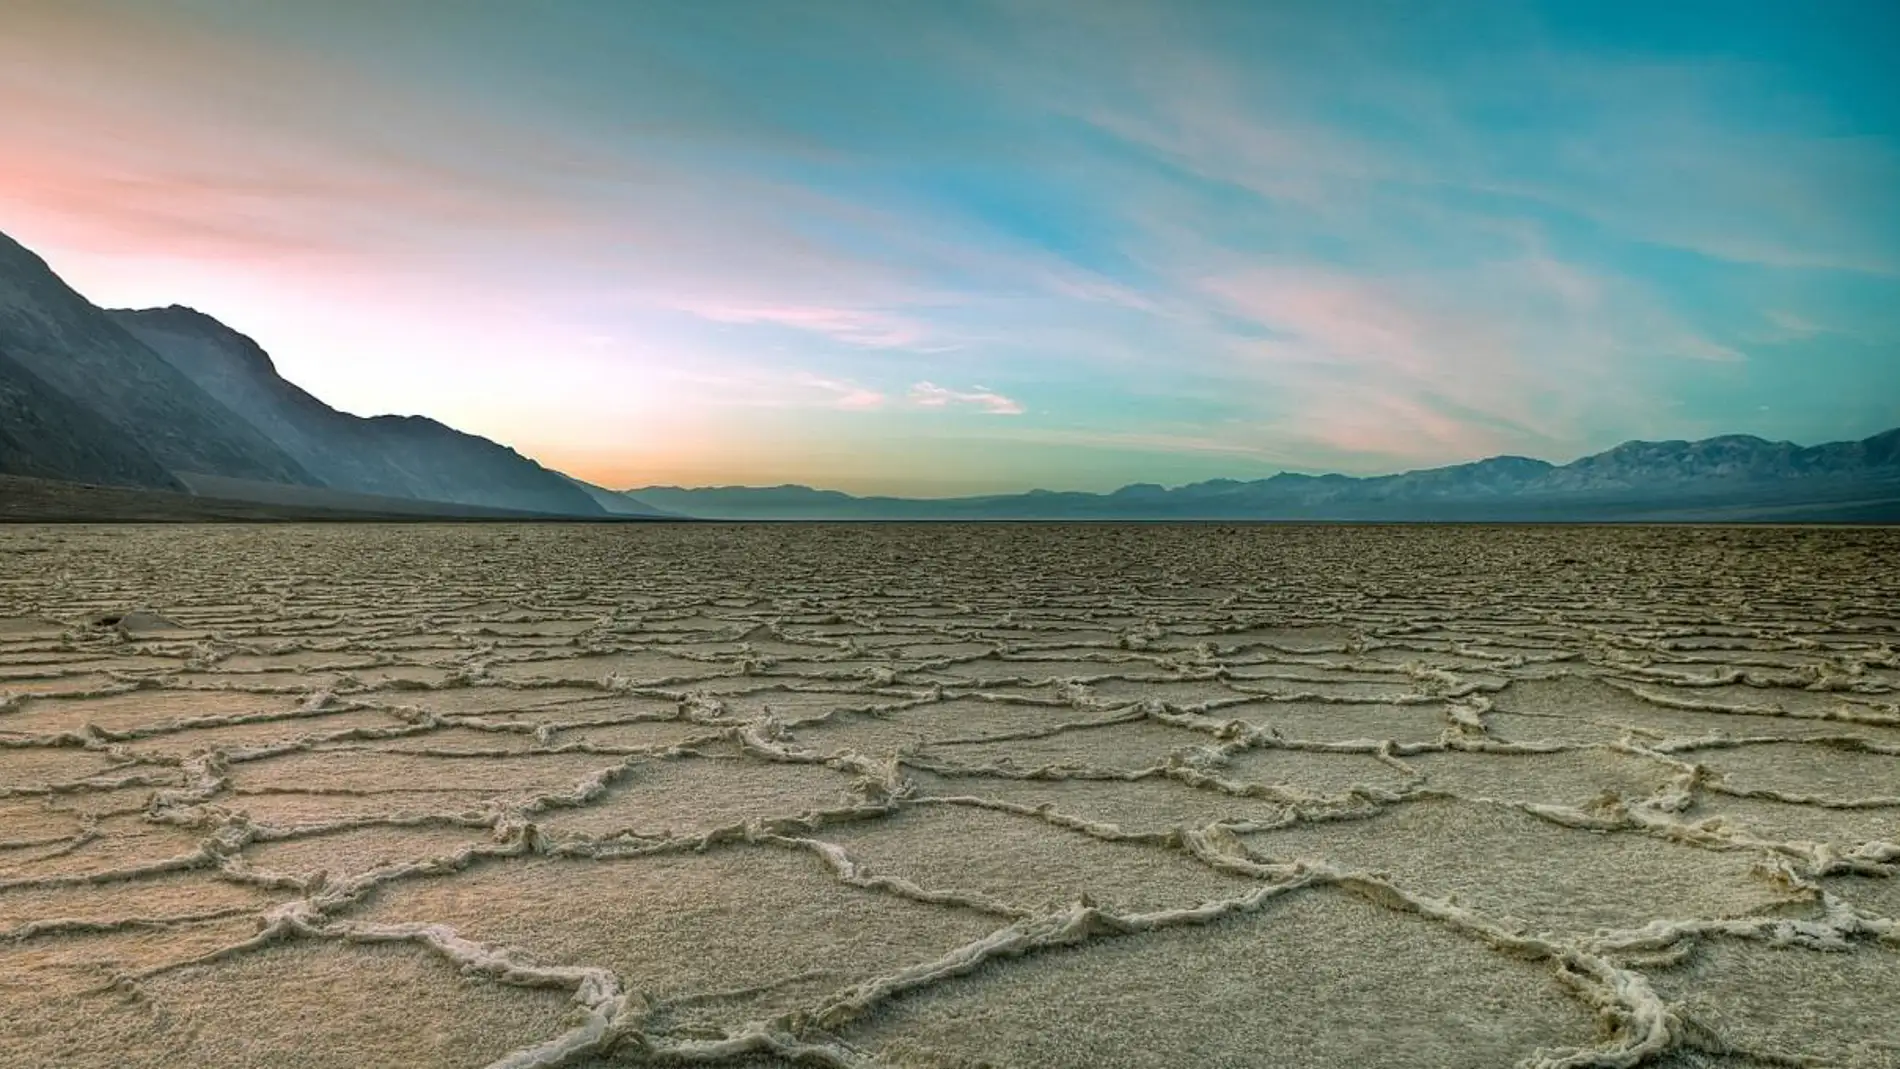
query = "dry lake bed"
(1, 523, 1896, 1069)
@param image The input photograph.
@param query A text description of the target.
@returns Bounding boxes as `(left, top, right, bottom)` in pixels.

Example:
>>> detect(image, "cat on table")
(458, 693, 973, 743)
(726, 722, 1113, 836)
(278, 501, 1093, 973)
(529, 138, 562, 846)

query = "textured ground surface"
(1, 523, 1896, 1069)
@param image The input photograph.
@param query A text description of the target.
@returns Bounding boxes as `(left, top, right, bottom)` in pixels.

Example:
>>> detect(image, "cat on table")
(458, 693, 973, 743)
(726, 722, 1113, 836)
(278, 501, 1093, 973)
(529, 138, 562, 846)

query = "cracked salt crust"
(0, 523, 1895, 1068)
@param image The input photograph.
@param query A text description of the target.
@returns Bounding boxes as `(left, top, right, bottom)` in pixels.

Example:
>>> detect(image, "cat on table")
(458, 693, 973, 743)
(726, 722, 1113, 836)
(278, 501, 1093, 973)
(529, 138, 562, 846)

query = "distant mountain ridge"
(0, 228, 611, 517)
(554, 472, 682, 518)
(627, 428, 1900, 521)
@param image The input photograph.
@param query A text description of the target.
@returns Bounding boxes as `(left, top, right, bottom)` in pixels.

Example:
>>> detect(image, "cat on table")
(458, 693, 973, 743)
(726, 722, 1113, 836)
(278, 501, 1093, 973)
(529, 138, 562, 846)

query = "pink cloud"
(1191, 247, 1748, 457)
(1202, 272, 1444, 378)
(1292, 390, 1507, 469)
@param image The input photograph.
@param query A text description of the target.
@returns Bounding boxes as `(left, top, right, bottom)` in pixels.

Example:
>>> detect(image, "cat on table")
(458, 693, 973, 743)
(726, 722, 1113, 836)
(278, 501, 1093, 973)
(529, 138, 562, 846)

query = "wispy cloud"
(798, 374, 888, 410)
(677, 302, 930, 349)
(907, 381, 1025, 415)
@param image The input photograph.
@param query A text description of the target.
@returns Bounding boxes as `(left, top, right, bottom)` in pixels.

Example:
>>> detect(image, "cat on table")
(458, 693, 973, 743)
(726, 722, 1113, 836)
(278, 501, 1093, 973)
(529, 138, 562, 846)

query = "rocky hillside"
(112, 306, 605, 516)
(0, 229, 605, 517)
(0, 232, 314, 486)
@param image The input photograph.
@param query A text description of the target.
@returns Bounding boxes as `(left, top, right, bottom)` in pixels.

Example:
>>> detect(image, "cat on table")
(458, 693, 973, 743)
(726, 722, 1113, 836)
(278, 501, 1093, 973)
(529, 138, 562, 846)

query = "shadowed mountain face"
(629, 429, 1900, 521)
(0, 233, 315, 487)
(0, 346, 184, 491)
(0, 227, 605, 516)
(111, 307, 605, 516)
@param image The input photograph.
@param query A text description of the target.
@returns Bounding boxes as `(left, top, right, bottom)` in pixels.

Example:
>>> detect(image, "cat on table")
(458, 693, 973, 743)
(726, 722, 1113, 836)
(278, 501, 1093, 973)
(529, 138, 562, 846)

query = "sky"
(2, 1, 1897, 496)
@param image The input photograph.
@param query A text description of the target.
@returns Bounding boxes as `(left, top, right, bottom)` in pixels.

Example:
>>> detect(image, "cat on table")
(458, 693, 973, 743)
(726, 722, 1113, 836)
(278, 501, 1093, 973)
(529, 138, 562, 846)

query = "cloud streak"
(907, 382, 1026, 415)
(677, 303, 931, 349)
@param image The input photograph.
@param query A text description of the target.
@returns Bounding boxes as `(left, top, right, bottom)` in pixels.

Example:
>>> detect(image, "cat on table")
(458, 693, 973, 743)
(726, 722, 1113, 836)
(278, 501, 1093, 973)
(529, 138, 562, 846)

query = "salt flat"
(1, 523, 1896, 1068)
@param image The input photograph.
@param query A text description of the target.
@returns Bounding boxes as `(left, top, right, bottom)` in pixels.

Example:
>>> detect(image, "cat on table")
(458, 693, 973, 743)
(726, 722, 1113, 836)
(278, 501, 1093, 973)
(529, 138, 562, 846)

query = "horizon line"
(614, 425, 1898, 501)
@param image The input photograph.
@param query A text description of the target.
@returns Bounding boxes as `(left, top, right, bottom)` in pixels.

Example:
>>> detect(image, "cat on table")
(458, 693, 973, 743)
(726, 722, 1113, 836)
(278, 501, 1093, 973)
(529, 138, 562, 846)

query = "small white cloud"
(907, 381, 1025, 415)
(678, 302, 928, 349)
(835, 387, 886, 410)
(797, 374, 887, 410)
(1765, 309, 1821, 336)
(1674, 336, 1745, 362)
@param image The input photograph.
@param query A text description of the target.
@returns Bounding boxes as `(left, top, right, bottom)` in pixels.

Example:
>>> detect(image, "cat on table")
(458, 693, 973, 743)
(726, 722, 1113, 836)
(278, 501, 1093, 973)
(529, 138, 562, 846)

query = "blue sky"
(2, 0, 1896, 493)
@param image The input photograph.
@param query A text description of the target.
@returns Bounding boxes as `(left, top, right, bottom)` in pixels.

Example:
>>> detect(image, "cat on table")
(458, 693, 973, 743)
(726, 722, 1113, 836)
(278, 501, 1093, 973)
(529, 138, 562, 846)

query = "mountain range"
(627, 426, 1900, 522)
(1, 226, 1895, 523)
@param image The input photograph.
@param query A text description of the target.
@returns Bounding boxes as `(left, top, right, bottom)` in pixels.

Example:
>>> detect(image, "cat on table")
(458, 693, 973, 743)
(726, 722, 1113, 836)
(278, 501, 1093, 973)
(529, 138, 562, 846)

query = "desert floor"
(1, 523, 1896, 1068)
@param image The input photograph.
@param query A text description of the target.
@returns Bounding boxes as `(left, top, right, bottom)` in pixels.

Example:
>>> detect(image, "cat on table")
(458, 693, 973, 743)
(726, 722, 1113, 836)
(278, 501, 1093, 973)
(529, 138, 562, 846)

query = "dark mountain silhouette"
(0, 232, 314, 486)
(627, 428, 1900, 521)
(0, 228, 608, 517)
(0, 346, 183, 490)
(110, 306, 605, 516)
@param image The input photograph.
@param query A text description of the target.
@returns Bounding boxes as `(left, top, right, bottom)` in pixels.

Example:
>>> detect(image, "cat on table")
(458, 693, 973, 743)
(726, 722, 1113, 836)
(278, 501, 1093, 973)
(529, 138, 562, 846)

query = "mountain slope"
(111, 306, 604, 516)
(0, 346, 184, 490)
(629, 428, 1900, 521)
(0, 232, 315, 486)
(556, 475, 681, 518)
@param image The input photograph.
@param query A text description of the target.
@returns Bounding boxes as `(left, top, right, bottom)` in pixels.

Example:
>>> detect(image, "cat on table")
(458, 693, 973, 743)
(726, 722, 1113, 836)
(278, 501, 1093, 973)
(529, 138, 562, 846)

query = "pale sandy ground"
(0, 523, 1896, 1069)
